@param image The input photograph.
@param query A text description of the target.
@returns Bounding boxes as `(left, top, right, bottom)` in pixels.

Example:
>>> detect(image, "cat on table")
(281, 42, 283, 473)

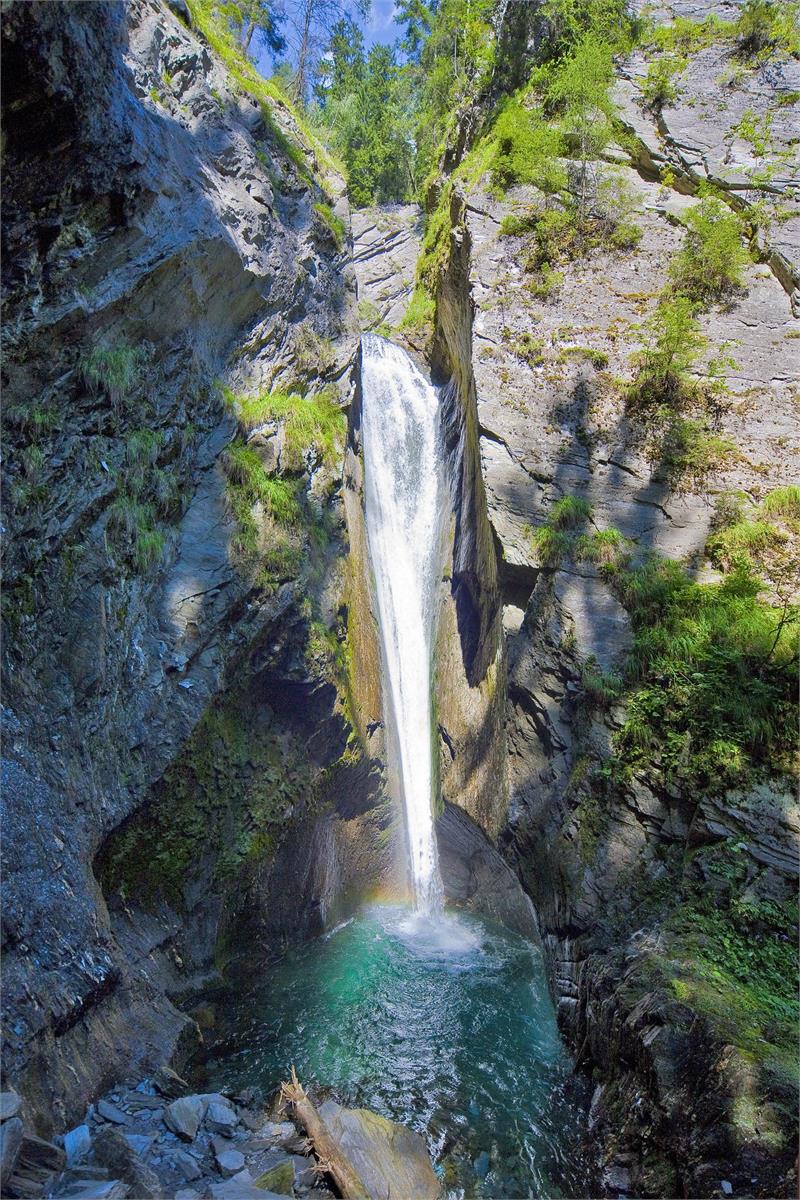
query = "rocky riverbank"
(0, 1072, 439, 1200)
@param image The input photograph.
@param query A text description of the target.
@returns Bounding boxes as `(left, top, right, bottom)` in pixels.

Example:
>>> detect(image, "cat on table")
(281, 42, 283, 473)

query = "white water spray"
(361, 333, 446, 913)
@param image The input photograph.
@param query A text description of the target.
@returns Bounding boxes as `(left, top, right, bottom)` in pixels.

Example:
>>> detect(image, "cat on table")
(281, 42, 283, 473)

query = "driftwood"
(280, 1069, 369, 1200)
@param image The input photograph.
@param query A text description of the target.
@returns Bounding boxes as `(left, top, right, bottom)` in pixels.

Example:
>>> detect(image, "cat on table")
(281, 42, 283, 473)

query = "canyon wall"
(1, 0, 393, 1133)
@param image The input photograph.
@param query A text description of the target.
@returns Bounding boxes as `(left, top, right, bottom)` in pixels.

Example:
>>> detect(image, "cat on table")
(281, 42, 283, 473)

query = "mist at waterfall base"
(198, 905, 593, 1197)
(198, 337, 591, 1195)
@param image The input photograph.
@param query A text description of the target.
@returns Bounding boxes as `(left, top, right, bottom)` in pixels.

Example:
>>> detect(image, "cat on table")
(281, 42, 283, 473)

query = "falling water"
(361, 333, 446, 913)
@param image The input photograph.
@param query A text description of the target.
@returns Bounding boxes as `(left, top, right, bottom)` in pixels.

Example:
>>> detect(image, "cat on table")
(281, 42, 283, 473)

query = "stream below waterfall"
(196, 904, 593, 1198)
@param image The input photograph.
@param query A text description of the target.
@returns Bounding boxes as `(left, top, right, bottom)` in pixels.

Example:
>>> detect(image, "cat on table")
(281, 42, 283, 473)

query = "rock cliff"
(1, 0, 389, 1134)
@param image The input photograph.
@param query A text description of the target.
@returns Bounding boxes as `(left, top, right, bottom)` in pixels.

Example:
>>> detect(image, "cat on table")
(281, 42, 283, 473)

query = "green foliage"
(79, 343, 147, 406)
(666, 889, 799, 1077)
(312, 27, 417, 205)
(627, 294, 707, 406)
(225, 386, 344, 469)
(545, 37, 616, 220)
(413, 0, 496, 181)
(516, 332, 545, 367)
(558, 345, 609, 369)
(313, 202, 346, 249)
(537, 0, 640, 60)
(580, 655, 623, 707)
(223, 442, 302, 527)
(527, 262, 564, 300)
(761, 485, 800, 520)
(401, 181, 454, 334)
(400, 285, 436, 332)
(655, 416, 736, 489)
(645, 14, 731, 55)
(549, 494, 593, 528)
(641, 55, 683, 110)
(529, 495, 593, 565)
(490, 99, 567, 193)
(670, 194, 749, 302)
(708, 487, 799, 592)
(529, 524, 574, 566)
(186, 0, 334, 185)
(734, 0, 800, 59)
(575, 526, 631, 571)
(107, 497, 166, 574)
(611, 556, 797, 787)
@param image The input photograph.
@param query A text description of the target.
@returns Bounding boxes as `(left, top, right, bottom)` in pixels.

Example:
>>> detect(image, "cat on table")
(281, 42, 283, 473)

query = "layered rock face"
(1, 0, 390, 1134)
(352, 0, 799, 1193)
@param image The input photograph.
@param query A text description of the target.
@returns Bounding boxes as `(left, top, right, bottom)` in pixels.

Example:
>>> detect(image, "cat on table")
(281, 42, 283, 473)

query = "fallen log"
(280, 1069, 369, 1200)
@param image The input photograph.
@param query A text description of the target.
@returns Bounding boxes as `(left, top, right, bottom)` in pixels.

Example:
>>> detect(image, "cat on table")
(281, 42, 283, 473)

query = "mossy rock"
(254, 1160, 294, 1193)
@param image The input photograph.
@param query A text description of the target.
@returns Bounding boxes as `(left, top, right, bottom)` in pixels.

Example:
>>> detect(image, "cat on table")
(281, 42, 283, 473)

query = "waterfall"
(361, 333, 446, 914)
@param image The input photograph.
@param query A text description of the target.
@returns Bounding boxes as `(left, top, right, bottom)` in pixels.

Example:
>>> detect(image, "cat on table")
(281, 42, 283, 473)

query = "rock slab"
(317, 1100, 439, 1200)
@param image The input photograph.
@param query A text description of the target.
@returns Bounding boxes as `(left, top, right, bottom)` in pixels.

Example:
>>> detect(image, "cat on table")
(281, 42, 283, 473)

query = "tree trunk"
(294, 0, 315, 103)
(280, 1072, 369, 1200)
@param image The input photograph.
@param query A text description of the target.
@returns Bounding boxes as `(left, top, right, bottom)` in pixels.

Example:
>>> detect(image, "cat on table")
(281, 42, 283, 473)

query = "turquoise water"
(197, 905, 593, 1198)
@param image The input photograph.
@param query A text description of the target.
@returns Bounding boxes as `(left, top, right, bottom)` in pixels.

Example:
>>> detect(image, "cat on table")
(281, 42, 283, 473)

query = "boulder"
(122, 1133, 155, 1158)
(58, 1181, 129, 1199)
(206, 1100, 239, 1134)
(64, 1125, 92, 1166)
(0, 1116, 24, 1188)
(175, 1149, 203, 1180)
(215, 1146, 246, 1177)
(317, 1100, 439, 1200)
(164, 1096, 207, 1142)
(96, 1099, 128, 1126)
(152, 1066, 191, 1099)
(210, 1182, 286, 1200)
(254, 1157, 294, 1194)
(92, 1127, 161, 1199)
(0, 1092, 22, 1122)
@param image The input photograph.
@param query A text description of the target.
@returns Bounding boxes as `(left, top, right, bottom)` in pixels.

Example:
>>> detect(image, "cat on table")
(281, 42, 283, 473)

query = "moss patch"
(98, 694, 315, 909)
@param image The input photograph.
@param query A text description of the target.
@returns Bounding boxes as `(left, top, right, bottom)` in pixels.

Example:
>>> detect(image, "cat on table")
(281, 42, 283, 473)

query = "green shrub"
(527, 262, 564, 299)
(734, 0, 800, 59)
(580, 656, 623, 706)
(223, 442, 302, 527)
(641, 55, 683, 110)
(549, 494, 593, 528)
(708, 517, 786, 571)
(537, 0, 639, 60)
(761, 485, 800, 521)
(627, 294, 707, 408)
(490, 100, 567, 193)
(79, 343, 147, 405)
(558, 345, 609, 369)
(647, 14, 731, 55)
(313, 202, 346, 251)
(670, 195, 749, 302)
(576, 527, 631, 570)
(225, 387, 344, 469)
(654, 416, 736, 489)
(517, 332, 546, 367)
(107, 497, 166, 574)
(613, 556, 797, 781)
(529, 524, 574, 565)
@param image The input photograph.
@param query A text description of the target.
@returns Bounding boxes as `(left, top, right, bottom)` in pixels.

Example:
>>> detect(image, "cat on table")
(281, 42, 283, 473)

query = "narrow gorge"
(1, 1, 798, 1199)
